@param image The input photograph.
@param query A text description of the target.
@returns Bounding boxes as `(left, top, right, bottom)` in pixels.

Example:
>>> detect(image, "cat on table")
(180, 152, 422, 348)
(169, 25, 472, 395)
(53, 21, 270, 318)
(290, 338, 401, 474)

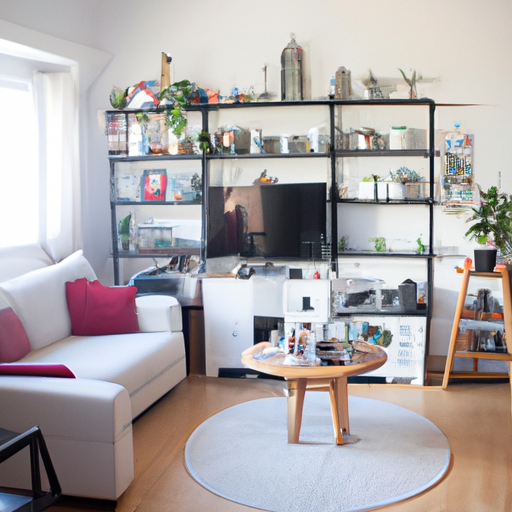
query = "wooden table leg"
(328, 376, 349, 445)
(286, 378, 307, 443)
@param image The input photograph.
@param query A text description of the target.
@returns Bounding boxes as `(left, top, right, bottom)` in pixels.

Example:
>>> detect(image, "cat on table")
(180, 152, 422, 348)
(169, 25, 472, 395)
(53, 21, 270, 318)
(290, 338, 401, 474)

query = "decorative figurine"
(161, 52, 172, 90)
(416, 237, 425, 254)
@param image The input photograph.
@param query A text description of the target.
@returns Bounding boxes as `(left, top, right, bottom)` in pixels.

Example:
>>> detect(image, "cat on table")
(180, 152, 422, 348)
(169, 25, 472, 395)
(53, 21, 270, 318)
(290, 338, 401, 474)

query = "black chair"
(0, 426, 61, 511)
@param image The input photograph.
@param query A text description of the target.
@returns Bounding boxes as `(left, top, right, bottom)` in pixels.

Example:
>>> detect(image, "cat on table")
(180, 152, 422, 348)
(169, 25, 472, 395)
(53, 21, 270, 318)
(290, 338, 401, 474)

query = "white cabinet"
(203, 279, 254, 377)
(203, 275, 288, 376)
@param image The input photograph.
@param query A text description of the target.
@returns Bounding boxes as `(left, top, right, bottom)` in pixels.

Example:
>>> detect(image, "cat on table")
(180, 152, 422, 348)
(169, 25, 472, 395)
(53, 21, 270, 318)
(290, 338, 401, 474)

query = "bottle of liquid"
(305, 331, 317, 364)
(281, 33, 304, 101)
(335, 66, 351, 99)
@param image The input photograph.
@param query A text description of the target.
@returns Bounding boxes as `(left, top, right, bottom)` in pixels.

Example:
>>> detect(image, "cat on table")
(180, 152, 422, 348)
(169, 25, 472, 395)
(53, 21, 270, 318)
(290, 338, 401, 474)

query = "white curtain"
(33, 71, 81, 262)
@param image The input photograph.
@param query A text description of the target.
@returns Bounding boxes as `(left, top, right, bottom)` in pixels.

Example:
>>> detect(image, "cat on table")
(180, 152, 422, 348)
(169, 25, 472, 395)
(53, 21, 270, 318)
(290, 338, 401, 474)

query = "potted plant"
(190, 173, 202, 200)
(465, 186, 512, 271)
(119, 213, 131, 251)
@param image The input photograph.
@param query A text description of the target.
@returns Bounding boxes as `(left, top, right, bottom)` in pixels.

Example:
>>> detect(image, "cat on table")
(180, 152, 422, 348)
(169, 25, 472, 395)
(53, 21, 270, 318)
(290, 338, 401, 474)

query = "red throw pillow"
(0, 307, 32, 362)
(66, 278, 139, 336)
(0, 363, 75, 378)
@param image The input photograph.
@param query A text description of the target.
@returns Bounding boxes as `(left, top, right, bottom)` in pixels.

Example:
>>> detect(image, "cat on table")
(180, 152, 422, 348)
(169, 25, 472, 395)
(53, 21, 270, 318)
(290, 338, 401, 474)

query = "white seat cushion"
(19, 331, 185, 404)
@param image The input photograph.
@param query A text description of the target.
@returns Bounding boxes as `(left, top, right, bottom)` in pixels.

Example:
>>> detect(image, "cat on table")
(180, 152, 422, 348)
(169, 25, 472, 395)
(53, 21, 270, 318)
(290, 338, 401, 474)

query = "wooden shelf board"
(445, 372, 509, 380)
(454, 352, 512, 361)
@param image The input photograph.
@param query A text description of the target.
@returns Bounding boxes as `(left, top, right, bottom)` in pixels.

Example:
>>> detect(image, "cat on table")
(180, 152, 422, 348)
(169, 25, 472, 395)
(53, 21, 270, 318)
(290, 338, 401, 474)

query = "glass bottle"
(281, 33, 303, 101)
(335, 66, 351, 99)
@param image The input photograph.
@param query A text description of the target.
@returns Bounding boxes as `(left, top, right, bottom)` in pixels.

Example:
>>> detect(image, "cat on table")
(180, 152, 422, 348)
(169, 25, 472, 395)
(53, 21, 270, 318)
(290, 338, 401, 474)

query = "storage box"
(138, 222, 179, 253)
(405, 182, 428, 199)
(389, 127, 427, 150)
(398, 280, 417, 312)
(358, 182, 405, 200)
(262, 136, 281, 154)
(406, 128, 427, 149)
(455, 330, 473, 352)
(215, 127, 251, 154)
(288, 135, 310, 153)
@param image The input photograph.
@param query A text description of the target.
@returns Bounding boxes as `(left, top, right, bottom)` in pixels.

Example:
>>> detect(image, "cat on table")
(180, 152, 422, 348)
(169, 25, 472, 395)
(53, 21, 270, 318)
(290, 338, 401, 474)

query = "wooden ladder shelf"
(442, 257, 512, 389)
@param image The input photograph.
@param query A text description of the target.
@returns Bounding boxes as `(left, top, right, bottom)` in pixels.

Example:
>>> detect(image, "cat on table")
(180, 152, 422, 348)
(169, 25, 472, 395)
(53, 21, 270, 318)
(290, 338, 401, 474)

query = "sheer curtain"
(33, 71, 81, 262)
(0, 78, 38, 248)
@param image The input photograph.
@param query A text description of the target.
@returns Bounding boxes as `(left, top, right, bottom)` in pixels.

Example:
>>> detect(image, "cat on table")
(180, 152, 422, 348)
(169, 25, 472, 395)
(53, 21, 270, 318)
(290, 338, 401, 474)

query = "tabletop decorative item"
(398, 68, 420, 99)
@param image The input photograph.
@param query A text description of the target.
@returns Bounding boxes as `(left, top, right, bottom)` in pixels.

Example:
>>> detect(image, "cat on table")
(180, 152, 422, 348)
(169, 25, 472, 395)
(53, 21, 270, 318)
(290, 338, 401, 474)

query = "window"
(0, 62, 80, 259)
(0, 21, 110, 260)
(0, 77, 38, 248)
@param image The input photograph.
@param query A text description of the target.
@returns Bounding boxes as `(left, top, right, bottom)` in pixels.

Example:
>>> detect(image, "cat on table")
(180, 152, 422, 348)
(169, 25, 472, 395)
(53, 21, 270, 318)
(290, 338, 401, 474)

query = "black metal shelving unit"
(329, 99, 436, 379)
(106, 99, 437, 370)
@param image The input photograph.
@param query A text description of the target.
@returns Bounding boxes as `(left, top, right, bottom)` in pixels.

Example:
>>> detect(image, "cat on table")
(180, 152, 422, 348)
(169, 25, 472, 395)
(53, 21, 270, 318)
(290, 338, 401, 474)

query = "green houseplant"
(119, 213, 131, 251)
(465, 186, 512, 269)
(159, 80, 194, 137)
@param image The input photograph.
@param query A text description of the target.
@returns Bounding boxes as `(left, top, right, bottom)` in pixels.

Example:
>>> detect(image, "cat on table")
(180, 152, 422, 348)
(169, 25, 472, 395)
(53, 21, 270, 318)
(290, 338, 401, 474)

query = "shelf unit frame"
(106, 100, 437, 372)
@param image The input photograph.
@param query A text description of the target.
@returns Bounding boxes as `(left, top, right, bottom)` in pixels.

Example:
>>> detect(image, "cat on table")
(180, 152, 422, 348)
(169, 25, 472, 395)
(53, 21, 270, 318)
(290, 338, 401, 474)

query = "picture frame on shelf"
(142, 169, 167, 202)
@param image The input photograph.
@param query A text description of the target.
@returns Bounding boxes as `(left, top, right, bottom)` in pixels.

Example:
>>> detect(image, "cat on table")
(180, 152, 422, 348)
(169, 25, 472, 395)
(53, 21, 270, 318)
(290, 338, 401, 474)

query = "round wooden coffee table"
(241, 341, 387, 445)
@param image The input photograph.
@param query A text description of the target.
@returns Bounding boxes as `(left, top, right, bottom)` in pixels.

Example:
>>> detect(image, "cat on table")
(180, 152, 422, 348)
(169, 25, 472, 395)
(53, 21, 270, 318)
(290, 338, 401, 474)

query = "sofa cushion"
(0, 294, 31, 362)
(0, 251, 97, 351)
(0, 243, 53, 282)
(0, 363, 75, 377)
(135, 295, 182, 332)
(66, 279, 139, 336)
(19, 331, 186, 418)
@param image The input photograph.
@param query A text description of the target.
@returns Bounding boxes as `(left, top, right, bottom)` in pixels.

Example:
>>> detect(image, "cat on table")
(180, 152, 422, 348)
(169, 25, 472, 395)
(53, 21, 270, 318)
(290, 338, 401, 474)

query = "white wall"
(1, 0, 512, 355)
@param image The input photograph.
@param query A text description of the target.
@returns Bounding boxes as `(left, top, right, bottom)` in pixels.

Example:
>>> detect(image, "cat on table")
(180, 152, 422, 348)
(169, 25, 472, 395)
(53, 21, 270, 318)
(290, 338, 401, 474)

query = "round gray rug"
(185, 393, 451, 512)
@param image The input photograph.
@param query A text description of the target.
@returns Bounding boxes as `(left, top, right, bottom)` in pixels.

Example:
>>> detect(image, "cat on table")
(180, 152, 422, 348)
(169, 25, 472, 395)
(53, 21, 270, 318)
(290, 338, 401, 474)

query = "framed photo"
(142, 169, 167, 202)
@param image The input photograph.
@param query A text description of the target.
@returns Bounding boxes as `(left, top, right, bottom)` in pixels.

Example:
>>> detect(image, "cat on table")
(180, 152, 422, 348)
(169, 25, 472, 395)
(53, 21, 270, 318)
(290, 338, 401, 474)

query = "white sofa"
(0, 250, 187, 500)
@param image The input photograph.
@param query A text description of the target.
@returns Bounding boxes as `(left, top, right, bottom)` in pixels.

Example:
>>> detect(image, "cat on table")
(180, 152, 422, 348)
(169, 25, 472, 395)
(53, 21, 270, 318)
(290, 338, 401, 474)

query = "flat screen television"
(207, 182, 327, 259)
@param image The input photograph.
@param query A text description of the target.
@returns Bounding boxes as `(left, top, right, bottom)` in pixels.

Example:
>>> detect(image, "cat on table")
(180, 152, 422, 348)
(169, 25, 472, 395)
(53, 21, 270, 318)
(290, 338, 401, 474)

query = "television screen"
(207, 183, 327, 259)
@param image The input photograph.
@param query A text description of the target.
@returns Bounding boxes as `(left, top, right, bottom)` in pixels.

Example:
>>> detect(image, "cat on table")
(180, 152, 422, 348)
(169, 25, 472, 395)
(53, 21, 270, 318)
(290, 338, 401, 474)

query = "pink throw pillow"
(0, 363, 75, 378)
(0, 307, 31, 362)
(66, 278, 139, 336)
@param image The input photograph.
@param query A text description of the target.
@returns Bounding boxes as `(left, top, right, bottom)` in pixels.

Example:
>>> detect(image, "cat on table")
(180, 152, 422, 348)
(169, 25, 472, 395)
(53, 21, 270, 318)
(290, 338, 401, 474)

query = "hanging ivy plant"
(159, 80, 193, 137)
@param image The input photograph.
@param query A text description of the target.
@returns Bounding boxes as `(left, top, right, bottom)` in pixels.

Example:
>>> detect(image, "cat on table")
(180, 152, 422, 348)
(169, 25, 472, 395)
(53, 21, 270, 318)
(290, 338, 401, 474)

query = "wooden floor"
(49, 375, 512, 512)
